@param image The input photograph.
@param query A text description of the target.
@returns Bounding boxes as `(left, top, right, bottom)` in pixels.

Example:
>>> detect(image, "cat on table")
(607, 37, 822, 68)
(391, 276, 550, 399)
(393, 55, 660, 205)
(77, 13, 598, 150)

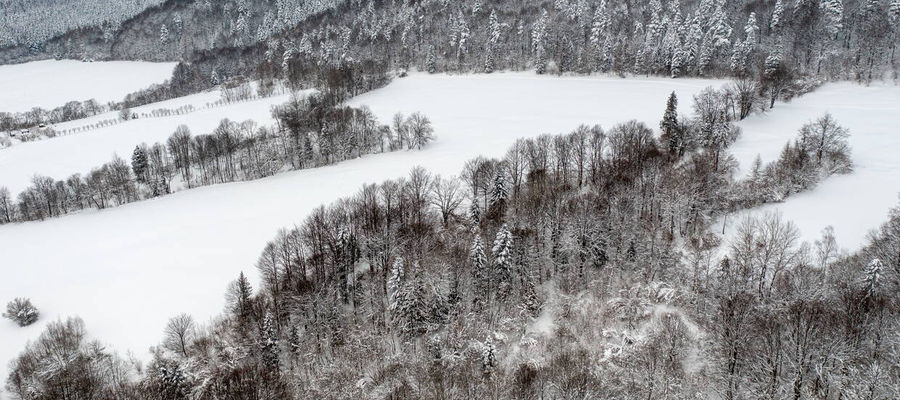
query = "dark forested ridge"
(2, 0, 898, 82)
(6, 88, 898, 399)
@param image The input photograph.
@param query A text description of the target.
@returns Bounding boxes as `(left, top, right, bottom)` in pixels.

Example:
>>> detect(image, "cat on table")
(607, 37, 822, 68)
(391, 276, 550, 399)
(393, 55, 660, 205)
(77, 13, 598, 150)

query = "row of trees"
(10, 89, 894, 399)
(0, 98, 107, 133)
(0, 93, 433, 223)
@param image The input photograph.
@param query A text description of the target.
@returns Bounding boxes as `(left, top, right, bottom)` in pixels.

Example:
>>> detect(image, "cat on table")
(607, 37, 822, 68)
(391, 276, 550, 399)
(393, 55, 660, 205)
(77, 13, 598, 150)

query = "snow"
(0, 72, 727, 381)
(0, 89, 299, 194)
(722, 82, 900, 251)
(0, 60, 177, 113)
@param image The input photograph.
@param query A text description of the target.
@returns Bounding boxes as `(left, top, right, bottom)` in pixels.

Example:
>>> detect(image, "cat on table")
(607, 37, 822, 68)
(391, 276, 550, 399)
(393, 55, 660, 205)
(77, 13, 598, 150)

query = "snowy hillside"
(722, 82, 900, 250)
(0, 59, 176, 113)
(0, 72, 726, 381)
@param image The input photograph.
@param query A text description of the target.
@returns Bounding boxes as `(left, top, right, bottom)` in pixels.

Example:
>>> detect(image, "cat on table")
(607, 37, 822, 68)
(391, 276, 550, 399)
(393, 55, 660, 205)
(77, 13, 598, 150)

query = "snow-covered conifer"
(771, 0, 785, 31)
(863, 258, 883, 297)
(471, 233, 489, 308)
(492, 224, 514, 301)
(660, 92, 681, 156)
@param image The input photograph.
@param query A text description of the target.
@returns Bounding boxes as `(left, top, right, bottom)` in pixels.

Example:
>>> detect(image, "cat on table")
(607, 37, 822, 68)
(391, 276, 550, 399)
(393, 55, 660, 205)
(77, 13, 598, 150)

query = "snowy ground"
(720, 82, 900, 251)
(0, 89, 299, 194)
(0, 72, 726, 381)
(0, 60, 177, 113)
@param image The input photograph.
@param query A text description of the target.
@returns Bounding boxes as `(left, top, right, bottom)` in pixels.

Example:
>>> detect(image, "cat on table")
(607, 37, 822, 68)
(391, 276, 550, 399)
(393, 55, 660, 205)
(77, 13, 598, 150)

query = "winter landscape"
(1, 0, 899, 399)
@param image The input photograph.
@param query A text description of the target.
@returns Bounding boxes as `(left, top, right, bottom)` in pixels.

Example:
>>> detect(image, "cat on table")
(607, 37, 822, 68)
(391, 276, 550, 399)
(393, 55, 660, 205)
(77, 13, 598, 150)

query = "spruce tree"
(660, 92, 681, 156)
(864, 258, 883, 298)
(131, 145, 149, 184)
(492, 224, 514, 301)
(471, 233, 489, 308)
(259, 313, 279, 371)
(489, 170, 508, 216)
(388, 257, 405, 309)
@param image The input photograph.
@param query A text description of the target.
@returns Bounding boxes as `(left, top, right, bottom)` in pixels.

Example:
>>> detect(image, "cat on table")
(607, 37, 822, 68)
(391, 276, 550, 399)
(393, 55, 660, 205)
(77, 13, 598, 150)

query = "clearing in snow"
(0, 59, 177, 113)
(722, 82, 900, 250)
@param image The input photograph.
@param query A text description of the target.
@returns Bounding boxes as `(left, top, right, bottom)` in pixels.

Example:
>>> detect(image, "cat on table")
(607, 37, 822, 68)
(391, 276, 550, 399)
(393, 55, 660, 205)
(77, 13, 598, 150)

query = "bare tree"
(406, 112, 435, 150)
(798, 113, 850, 167)
(163, 313, 195, 358)
(430, 175, 464, 226)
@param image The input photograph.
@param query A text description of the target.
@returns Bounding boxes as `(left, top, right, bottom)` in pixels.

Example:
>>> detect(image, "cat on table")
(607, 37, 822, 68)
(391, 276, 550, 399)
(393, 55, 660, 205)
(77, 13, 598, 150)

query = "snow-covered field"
(0, 72, 725, 379)
(0, 89, 299, 194)
(0, 60, 177, 113)
(722, 82, 900, 250)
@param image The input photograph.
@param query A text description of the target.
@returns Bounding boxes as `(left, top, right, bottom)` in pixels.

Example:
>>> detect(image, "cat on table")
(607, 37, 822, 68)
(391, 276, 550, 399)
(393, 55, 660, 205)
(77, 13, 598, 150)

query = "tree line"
(0, 92, 433, 223)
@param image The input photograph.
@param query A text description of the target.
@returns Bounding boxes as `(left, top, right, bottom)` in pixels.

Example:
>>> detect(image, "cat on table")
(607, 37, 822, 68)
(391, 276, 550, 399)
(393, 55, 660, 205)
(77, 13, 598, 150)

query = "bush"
(3, 297, 39, 327)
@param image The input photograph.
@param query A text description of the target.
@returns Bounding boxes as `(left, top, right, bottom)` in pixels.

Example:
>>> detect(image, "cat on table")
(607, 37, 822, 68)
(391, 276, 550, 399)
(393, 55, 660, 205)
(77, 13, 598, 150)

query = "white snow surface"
(0, 60, 177, 113)
(0, 72, 727, 381)
(0, 89, 298, 194)
(719, 82, 900, 251)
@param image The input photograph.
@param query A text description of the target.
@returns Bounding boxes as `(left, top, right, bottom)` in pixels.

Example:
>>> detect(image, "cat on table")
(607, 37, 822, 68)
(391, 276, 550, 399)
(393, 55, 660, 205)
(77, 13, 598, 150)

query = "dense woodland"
(0, 92, 433, 223)
(2, 0, 898, 109)
(7, 86, 897, 400)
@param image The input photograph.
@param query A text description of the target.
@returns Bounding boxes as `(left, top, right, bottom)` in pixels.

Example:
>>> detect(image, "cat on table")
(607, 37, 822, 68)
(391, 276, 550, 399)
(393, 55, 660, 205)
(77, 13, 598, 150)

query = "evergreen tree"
(771, 0, 785, 32)
(485, 10, 501, 73)
(820, 0, 844, 38)
(259, 312, 279, 371)
(229, 272, 254, 333)
(469, 200, 481, 225)
(660, 92, 681, 156)
(492, 224, 514, 301)
(395, 277, 428, 339)
(159, 24, 169, 45)
(388, 257, 405, 309)
(425, 47, 437, 73)
(481, 338, 496, 375)
(532, 10, 550, 74)
(131, 145, 149, 184)
(489, 169, 508, 215)
(864, 258, 883, 298)
(471, 233, 489, 308)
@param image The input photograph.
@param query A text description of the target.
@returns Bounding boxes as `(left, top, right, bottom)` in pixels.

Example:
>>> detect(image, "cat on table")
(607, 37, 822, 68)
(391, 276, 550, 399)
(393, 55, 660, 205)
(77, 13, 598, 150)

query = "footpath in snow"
(0, 72, 725, 378)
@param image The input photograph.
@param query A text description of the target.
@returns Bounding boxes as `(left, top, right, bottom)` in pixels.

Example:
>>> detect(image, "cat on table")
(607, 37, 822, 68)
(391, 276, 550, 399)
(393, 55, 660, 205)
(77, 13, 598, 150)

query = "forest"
(2, 0, 897, 109)
(7, 86, 896, 400)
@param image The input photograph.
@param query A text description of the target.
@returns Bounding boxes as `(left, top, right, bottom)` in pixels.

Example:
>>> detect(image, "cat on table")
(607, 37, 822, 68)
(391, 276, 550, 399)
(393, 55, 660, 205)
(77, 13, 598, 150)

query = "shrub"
(3, 297, 39, 327)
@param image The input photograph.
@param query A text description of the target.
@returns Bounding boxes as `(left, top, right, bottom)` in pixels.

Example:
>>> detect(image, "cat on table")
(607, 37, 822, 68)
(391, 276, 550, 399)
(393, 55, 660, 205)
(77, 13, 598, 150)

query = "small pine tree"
(132, 146, 149, 184)
(159, 24, 169, 45)
(425, 48, 437, 73)
(470, 200, 482, 225)
(481, 338, 496, 375)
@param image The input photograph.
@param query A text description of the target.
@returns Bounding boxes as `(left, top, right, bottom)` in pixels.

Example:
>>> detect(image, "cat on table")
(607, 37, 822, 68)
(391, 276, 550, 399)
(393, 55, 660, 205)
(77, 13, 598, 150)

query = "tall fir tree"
(492, 224, 514, 301)
(660, 92, 681, 156)
(471, 233, 489, 309)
